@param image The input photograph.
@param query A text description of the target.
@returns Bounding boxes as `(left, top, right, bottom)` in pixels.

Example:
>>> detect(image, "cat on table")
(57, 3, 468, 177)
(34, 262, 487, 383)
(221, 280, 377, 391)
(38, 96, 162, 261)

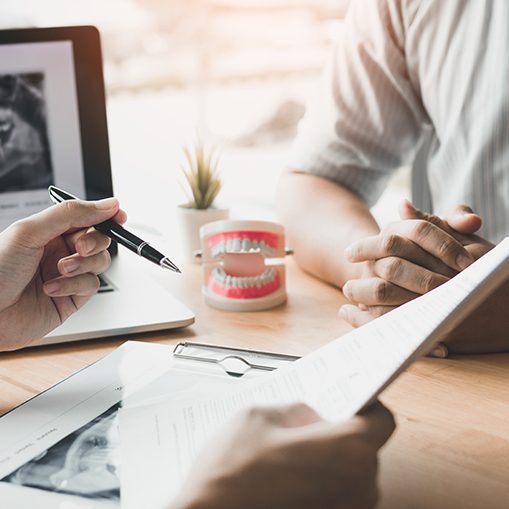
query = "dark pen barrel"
(95, 220, 145, 256)
(140, 244, 165, 265)
(48, 185, 180, 272)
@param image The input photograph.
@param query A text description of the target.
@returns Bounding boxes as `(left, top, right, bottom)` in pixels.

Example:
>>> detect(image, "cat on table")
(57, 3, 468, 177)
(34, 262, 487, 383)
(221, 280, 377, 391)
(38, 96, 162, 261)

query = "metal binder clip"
(173, 342, 299, 378)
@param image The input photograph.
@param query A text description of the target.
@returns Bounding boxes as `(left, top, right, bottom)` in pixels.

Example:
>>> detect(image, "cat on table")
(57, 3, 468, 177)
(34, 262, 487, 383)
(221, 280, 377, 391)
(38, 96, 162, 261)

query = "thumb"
(444, 205, 482, 235)
(399, 199, 462, 234)
(399, 199, 446, 227)
(338, 402, 395, 449)
(249, 403, 323, 428)
(12, 198, 120, 248)
(291, 402, 395, 450)
(399, 199, 426, 221)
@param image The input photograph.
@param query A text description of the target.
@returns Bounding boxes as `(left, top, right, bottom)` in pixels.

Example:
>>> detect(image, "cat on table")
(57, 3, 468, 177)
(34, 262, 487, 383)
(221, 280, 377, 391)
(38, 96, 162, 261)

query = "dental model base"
(199, 220, 288, 311)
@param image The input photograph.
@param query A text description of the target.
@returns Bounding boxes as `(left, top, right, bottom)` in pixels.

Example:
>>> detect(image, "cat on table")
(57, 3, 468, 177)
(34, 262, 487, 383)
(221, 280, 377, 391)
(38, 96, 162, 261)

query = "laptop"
(0, 26, 195, 346)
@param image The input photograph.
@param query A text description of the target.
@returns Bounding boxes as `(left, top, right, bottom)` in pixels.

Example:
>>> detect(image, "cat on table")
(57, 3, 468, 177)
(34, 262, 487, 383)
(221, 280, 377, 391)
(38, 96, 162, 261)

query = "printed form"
(119, 238, 509, 509)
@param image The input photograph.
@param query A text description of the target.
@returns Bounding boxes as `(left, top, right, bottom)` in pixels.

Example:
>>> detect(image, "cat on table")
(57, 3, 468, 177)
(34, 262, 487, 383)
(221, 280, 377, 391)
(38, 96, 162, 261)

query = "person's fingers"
(58, 250, 111, 277)
(343, 277, 419, 306)
(444, 204, 482, 235)
(43, 273, 100, 297)
(339, 304, 396, 328)
(428, 342, 449, 358)
(10, 198, 121, 249)
(345, 234, 458, 278)
(398, 199, 445, 228)
(112, 208, 128, 225)
(297, 402, 396, 450)
(388, 219, 473, 271)
(339, 304, 372, 327)
(248, 403, 323, 428)
(362, 305, 397, 318)
(73, 230, 112, 257)
(399, 199, 427, 221)
(63, 227, 110, 256)
(402, 199, 483, 238)
(352, 402, 396, 448)
(373, 257, 450, 295)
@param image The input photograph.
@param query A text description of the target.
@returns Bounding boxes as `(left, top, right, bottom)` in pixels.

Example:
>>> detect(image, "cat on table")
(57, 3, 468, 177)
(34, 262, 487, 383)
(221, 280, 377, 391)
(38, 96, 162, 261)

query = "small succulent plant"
(180, 142, 222, 210)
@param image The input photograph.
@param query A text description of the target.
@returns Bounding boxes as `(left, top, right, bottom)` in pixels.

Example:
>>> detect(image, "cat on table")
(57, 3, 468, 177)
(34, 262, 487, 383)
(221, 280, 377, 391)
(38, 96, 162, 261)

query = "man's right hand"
(340, 202, 494, 328)
(171, 402, 395, 509)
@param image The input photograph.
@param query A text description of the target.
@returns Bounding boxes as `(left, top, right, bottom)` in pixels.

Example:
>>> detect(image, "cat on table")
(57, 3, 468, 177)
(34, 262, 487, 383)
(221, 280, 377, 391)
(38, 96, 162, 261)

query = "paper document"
(0, 341, 258, 508)
(119, 238, 509, 508)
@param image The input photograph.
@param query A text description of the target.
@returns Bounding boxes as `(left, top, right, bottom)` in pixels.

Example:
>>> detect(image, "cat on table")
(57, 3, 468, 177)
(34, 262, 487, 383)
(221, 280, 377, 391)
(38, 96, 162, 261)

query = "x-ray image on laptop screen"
(0, 40, 86, 232)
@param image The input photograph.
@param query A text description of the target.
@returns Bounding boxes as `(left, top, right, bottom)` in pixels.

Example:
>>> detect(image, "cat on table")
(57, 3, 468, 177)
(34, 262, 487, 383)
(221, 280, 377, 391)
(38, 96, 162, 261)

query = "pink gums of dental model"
(200, 220, 288, 311)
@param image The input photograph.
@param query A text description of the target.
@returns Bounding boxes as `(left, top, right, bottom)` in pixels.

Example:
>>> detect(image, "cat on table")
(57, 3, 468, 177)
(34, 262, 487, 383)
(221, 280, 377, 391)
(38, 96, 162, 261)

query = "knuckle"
(103, 235, 112, 249)
(101, 250, 112, 268)
(377, 257, 402, 281)
(381, 234, 402, 255)
(61, 200, 81, 215)
(420, 272, 437, 293)
(88, 274, 100, 293)
(374, 280, 388, 302)
(436, 239, 459, 261)
(369, 306, 389, 318)
(411, 220, 432, 239)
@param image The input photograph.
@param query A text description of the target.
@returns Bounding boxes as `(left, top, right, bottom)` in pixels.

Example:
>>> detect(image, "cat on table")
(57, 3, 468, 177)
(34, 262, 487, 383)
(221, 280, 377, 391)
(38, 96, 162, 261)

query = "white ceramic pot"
(176, 205, 229, 263)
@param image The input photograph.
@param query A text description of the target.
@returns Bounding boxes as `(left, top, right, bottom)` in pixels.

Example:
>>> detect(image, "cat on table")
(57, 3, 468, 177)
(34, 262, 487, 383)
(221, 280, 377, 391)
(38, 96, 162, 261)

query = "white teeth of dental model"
(211, 267, 277, 288)
(211, 240, 226, 257)
(209, 237, 278, 257)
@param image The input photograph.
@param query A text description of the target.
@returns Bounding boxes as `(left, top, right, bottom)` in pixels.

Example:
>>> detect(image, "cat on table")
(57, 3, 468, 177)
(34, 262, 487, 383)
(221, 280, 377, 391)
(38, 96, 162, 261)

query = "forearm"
(276, 170, 379, 287)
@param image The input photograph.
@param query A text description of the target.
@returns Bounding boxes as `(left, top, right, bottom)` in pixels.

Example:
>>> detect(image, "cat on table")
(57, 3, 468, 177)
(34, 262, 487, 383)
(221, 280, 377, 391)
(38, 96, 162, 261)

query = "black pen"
(48, 186, 181, 273)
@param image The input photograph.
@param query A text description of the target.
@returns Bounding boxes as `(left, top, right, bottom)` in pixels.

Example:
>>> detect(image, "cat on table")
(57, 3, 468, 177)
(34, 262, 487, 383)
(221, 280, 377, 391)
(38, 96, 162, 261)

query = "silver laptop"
(0, 26, 195, 346)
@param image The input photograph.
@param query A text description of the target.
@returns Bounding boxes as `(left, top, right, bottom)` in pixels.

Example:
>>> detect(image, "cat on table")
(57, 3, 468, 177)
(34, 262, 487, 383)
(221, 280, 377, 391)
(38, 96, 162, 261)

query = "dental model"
(199, 220, 288, 311)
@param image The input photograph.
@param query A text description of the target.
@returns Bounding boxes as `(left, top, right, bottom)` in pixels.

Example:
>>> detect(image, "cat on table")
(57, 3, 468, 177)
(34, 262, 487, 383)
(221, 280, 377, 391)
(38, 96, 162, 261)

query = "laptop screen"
(0, 40, 86, 232)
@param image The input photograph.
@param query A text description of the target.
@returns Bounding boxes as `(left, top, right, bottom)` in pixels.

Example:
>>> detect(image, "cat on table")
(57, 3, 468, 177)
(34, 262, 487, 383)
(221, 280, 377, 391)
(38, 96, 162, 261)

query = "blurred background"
(0, 0, 407, 237)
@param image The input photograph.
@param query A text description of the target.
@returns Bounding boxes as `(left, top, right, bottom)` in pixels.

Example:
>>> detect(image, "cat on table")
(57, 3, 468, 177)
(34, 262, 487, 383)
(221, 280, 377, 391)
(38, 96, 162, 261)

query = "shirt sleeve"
(289, 0, 427, 206)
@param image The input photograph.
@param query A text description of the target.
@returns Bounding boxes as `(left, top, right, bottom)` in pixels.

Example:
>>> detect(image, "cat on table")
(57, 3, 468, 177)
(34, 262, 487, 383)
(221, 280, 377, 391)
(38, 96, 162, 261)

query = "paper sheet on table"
(0, 340, 257, 509)
(119, 238, 509, 509)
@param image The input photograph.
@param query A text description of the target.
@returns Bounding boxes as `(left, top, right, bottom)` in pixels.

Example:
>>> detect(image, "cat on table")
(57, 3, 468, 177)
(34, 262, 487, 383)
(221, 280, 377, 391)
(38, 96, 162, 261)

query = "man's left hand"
(340, 202, 497, 355)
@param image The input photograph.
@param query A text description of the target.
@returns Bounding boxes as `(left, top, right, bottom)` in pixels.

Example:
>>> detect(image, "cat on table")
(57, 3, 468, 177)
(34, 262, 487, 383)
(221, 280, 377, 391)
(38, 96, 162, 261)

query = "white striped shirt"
(290, 0, 509, 243)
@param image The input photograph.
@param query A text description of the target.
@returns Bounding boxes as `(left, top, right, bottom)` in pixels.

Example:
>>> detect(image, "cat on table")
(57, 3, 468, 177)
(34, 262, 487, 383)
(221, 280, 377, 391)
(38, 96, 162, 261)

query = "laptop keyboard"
(98, 275, 115, 293)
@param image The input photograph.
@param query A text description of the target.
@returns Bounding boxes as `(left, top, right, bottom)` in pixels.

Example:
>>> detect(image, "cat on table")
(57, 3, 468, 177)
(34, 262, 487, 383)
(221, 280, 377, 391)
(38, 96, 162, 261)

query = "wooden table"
(1, 258, 508, 508)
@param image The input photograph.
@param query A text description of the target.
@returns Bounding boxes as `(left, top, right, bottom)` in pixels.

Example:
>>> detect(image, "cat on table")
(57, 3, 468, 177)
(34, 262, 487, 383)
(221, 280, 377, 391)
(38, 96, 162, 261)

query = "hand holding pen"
(48, 186, 181, 273)
(0, 195, 127, 348)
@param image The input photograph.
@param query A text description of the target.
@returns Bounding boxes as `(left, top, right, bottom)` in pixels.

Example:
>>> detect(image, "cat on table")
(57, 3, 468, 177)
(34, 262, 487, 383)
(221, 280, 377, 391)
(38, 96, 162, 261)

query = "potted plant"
(177, 141, 229, 262)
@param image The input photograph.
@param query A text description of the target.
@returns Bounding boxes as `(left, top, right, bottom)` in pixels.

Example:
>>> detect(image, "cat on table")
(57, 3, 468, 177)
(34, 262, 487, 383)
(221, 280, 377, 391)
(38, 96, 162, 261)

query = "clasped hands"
(340, 201, 495, 356)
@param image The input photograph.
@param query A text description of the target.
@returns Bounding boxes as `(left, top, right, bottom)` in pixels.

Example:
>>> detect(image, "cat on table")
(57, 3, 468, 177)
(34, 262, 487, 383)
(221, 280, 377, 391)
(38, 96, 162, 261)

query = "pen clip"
(48, 185, 79, 204)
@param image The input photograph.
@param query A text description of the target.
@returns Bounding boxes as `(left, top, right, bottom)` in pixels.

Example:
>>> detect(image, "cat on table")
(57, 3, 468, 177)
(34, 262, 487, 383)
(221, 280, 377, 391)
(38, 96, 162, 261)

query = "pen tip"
(161, 257, 181, 274)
